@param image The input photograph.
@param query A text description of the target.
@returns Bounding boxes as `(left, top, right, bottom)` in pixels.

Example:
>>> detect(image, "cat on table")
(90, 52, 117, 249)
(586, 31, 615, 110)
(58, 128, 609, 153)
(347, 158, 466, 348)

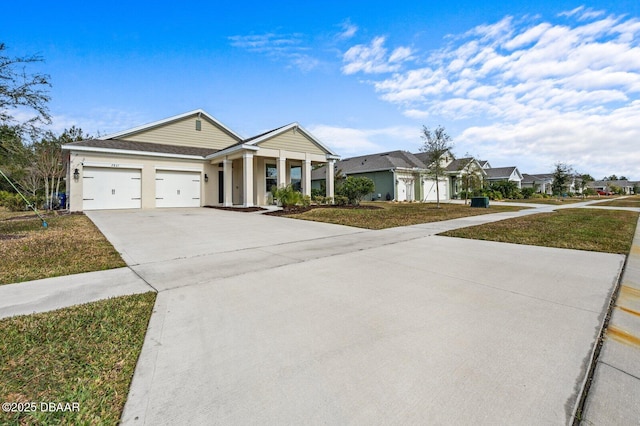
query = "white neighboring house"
(484, 166, 523, 188)
(521, 174, 555, 195)
(62, 109, 340, 211)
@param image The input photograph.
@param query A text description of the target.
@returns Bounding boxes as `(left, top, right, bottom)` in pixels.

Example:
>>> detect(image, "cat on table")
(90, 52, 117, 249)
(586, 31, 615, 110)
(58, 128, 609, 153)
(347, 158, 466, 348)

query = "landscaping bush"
(271, 185, 302, 209)
(336, 176, 375, 206)
(334, 195, 348, 206)
(0, 191, 30, 211)
(521, 187, 535, 199)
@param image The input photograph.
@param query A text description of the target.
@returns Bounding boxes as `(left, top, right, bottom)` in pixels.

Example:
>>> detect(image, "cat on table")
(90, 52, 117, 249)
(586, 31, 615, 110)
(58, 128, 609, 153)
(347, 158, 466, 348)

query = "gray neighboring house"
(311, 150, 448, 202)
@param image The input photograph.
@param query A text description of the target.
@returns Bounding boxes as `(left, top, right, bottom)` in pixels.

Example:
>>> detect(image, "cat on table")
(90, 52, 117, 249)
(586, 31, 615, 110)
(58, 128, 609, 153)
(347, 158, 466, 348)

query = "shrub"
(0, 191, 32, 211)
(521, 187, 535, 199)
(271, 185, 303, 209)
(334, 195, 348, 206)
(336, 176, 375, 205)
(301, 195, 311, 207)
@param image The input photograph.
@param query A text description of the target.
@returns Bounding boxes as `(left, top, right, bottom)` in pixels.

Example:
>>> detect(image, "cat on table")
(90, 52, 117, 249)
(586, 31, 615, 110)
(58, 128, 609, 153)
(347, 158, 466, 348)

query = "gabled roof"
(522, 173, 554, 184)
(337, 150, 426, 174)
(102, 109, 243, 142)
(62, 139, 218, 159)
(445, 157, 473, 172)
(485, 166, 522, 180)
(311, 150, 426, 180)
(204, 122, 339, 160)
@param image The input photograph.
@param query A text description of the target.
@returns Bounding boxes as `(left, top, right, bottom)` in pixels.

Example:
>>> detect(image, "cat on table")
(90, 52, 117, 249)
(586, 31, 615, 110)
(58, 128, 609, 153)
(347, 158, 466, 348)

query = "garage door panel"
(155, 171, 201, 208)
(83, 167, 141, 210)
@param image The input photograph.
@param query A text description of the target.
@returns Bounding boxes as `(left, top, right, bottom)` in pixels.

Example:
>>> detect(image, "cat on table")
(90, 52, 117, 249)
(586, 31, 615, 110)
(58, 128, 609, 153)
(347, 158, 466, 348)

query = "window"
(291, 165, 301, 191)
(266, 164, 277, 192)
(195, 119, 202, 131)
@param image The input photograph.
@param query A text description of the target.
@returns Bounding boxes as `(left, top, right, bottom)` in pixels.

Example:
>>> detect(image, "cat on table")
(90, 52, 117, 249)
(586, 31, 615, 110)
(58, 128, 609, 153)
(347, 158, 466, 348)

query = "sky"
(4, 0, 640, 179)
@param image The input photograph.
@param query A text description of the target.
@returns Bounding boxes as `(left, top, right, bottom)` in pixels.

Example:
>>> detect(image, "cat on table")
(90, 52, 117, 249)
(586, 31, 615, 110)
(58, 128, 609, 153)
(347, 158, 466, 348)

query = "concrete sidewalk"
(580, 216, 640, 424)
(0, 267, 153, 319)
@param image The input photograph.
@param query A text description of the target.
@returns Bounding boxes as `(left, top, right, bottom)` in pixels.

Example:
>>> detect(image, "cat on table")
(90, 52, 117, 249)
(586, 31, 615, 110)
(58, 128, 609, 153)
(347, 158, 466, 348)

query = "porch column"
(242, 153, 254, 207)
(326, 160, 335, 203)
(277, 156, 287, 188)
(302, 159, 311, 197)
(223, 158, 233, 206)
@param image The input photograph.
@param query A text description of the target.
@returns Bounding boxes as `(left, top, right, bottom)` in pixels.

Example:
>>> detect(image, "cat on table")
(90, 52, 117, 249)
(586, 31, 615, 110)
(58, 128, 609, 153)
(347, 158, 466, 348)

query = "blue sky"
(4, 0, 640, 179)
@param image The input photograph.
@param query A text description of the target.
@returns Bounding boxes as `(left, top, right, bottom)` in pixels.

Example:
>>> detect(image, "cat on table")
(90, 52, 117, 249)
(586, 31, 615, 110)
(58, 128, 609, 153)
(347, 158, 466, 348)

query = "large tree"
(0, 43, 51, 134)
(420, 125, 453, 208)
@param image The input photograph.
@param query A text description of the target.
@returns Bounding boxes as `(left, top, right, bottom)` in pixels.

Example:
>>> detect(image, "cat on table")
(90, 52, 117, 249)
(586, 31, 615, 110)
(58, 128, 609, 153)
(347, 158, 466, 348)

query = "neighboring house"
(589, 180, 636, 195)
(311, 150, 448, 202)
(442, 157, 487, 198)
(521, 173, 555, 195)
(62, 109, 339, 211)
(483, 166, 523, 188)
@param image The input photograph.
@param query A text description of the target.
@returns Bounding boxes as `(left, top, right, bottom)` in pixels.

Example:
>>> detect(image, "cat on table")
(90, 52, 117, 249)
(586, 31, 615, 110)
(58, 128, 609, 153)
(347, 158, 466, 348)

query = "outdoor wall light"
(204, 173, 209, 183)
(73, 168, 80, 180)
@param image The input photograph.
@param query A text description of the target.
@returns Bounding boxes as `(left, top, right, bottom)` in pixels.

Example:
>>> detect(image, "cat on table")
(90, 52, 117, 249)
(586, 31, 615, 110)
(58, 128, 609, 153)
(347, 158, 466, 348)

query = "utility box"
(470, 196, 490, 208)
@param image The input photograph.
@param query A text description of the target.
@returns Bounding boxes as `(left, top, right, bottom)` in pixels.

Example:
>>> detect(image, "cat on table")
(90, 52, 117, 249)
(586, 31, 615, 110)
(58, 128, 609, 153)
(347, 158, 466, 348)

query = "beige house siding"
(120, 116, 239, 150)
(258, 129, 326, 156)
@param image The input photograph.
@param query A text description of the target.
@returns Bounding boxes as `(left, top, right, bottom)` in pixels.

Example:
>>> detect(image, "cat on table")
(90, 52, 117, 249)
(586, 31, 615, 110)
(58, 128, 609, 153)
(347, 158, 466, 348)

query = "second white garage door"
(155, 170, 201, 208)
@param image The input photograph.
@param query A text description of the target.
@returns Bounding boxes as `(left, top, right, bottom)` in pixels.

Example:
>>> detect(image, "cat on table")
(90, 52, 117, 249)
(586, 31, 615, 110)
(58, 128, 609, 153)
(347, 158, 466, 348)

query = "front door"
(218, 170, 224, 204)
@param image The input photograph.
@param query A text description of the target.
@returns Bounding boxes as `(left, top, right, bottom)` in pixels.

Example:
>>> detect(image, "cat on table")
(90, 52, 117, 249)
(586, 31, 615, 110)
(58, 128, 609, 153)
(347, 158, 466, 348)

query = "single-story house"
(62, 109, 339, 211)
(311, 150, 449, 202)
(483, 166, 523, 188)
(589, 180, 636, 195)
(521, 173, 555, 195)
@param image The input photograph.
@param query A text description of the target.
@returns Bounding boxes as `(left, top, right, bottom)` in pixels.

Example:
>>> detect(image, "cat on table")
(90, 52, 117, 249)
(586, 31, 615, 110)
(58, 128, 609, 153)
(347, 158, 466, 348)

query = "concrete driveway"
(87, 208, 624, 425)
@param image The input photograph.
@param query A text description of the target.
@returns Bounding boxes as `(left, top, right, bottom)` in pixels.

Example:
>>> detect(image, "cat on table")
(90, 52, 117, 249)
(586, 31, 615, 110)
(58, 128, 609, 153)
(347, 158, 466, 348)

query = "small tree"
(551, 162, 573, 196)
(577, 173, 594, 198)
(337, 176, 374, 206)
(420, 125, 453, 208)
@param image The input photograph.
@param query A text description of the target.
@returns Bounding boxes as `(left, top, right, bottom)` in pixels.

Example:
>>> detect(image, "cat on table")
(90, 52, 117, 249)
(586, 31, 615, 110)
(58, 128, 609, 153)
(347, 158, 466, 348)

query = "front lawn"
(282, 202, 524, 230)
(0, 209, 125, 285)
(590, 195, 640, 208)
(0, 292, 156, 425)
(440, 208, 638, 254)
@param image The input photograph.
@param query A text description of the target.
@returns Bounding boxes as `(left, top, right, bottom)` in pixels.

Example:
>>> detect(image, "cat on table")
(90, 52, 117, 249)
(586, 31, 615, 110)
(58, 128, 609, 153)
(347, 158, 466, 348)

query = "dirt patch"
(265, 204, 382, 216)
(0, 234, 25, 241)
(205, 205, 267, 213)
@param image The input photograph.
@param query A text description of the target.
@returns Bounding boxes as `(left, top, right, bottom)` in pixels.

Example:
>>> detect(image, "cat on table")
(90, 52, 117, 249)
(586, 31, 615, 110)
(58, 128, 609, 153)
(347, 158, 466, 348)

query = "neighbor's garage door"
(155, 170, 201, 208)
(83, 167, 141, 210)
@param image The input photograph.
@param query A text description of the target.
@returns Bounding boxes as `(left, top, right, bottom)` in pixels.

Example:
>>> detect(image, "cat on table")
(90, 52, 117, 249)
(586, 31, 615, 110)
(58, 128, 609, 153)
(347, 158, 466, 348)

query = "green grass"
(0, 292, 156, 425)
(501, 197, 590, 205)
(0, 210, 126, 285)
(590, 195, 640, 208)
(440, 208, 639, 254)
(284, 202, 524, 230)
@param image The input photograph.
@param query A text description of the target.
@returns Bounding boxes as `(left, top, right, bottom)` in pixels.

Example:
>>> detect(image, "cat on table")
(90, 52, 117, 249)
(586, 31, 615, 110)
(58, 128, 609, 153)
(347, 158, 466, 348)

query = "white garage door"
(155, 170, 201, 208)
(83, 167, 141, 210)
(397, 179, 407, 201)
(423, 179, 448, 201)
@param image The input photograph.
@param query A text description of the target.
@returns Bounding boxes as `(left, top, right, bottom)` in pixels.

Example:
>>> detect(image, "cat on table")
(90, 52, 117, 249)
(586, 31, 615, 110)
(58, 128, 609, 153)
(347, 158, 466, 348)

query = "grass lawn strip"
(590, 195, 640, 208)
(0, 292, 156, 425)
(440, 208, 639, 254)
(283, 202, 524, 230)
(0, 210, 125, 285)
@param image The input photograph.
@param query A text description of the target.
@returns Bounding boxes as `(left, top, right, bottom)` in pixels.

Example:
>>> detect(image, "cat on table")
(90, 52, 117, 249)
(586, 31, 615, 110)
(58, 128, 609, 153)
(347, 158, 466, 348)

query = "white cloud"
(228, 32, 320, 72)
(308, 124, 418, 156)
(338, 20, 358, 39)
(343, 10, 640, 178)
(342, 37, 413, 74)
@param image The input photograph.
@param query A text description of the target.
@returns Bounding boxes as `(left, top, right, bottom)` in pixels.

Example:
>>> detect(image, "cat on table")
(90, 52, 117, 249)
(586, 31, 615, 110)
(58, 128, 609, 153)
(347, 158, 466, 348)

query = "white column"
(242, 153, 254, 207)
(302, 159, 311, 197)
(277, 156, 287, 188)
(326, 160, 335, 203)
(223, 158, 233, 206)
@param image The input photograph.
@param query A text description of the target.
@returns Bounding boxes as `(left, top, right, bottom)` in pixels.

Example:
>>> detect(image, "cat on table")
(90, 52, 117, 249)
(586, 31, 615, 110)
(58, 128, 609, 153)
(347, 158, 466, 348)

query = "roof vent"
(195, 119, 202, 131)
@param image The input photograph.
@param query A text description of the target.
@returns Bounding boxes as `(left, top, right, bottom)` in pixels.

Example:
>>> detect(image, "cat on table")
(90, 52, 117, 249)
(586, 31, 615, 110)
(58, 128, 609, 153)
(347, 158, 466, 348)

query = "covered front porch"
(205, 123, 339, 207)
